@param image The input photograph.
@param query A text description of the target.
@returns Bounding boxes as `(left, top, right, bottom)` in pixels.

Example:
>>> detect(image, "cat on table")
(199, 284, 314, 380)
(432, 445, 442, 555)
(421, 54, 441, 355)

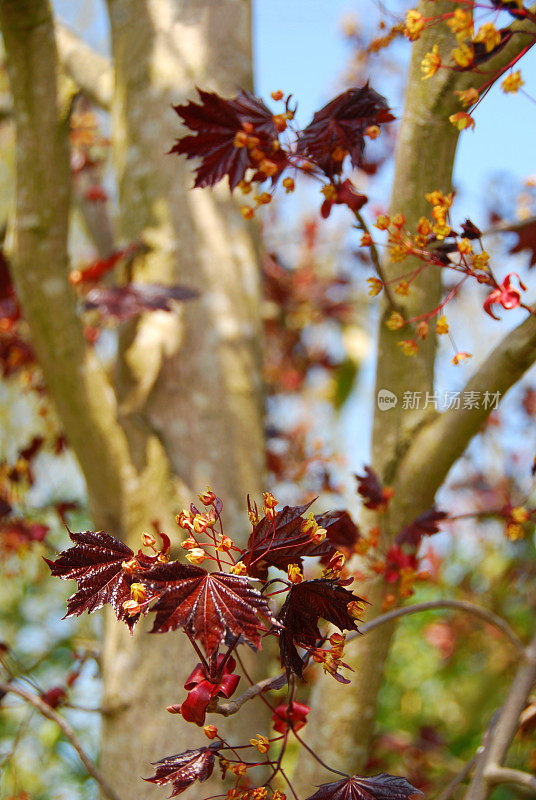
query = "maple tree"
(1, 1, 536, 800)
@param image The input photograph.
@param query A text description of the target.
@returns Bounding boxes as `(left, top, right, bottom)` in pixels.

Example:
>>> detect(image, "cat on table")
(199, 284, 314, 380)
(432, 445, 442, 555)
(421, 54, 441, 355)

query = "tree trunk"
(0, 0, 266, 797)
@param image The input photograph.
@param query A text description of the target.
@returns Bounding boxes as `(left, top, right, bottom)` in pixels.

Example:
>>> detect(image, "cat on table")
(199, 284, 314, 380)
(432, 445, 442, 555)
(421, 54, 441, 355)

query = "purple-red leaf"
(145, 561, 276, 655)
(355, 467, 393, 510)
(242, 501, 335, 579)
(306, 773, 422, 800)
(277, 579, 364, 678)
(504, 217, 536, 268)
(296, 85, 394, 177)
(315, 510, 360, 561)
(171, 88, 284, 189)
(395, 508, 448, 548)
(84, 283, 199, 320)
(145, 744, 220, 797)
(44, 530, 146, 631)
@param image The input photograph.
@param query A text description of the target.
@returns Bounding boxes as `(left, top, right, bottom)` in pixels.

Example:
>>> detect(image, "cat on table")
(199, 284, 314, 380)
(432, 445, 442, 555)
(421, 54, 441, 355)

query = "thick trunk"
(293, 3, 460, 789)
(100, 2, 266, 797)
(1, 0, 265, 797)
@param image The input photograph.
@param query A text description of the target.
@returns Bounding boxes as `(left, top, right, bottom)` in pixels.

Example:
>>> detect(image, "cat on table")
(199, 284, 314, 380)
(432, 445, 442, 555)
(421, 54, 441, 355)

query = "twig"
(354, 210, 399, 311)
(346, 599, 524, 653)
(210, 674, 287, 717)
(0, 681, 124, 800)
(485, 766, 536, 793)
(433, 754, 479, 800)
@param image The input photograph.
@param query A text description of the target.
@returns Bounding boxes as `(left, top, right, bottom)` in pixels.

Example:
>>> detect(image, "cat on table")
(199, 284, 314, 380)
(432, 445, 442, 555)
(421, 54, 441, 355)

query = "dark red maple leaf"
(242, 501, 336, 579)
(504, 217, 536, 267)
(320, 179, 368, 219)
(315, 510, 360, 561)
(272, 700, 310, 733)
(395, 508, 447, 549)
(145, 743, 221, 798)
(171, 88, 285, 189)
(145, 561, 276, 655)
(84, 283, 199, 320)
(305, 773, 422, 800)
(296, 85, 394, 178)
(44, 530, 150, 632)
(356, 467, 393, 510)
(277, 579, 364, 678)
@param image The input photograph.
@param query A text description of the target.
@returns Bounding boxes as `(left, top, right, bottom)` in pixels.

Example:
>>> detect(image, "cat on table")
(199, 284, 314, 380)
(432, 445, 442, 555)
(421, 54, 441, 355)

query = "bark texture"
(1, 0, 265, 797)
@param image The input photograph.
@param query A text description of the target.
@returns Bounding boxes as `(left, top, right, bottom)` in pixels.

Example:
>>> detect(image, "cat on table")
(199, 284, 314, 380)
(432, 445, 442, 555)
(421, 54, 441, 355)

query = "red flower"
(483, 273, 526, 320)
(179, 656, 240, 726)
(271, 701, 310, 733)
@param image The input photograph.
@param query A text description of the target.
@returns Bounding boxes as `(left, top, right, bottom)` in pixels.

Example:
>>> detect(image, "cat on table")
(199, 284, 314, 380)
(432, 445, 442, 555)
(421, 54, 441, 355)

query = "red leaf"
(272, 701, 310, 733)
(297, 85, 394, 177)
(145, 744, 221, 797)
(306, 773, 422, 800)
(395, 508, 447, 549)
(242, 501, 335, 579)
(356, 467, 393, 510)
(315, 510, 360, 561)
(44, 530, 148, 631)
(504, 217, 536, 267)
(277, 579, 364, 678)
(145, 562, 276, 656)
(180, 656, 240, 725)
(84, 283, 199, 320)
(171, 88, 284, 189)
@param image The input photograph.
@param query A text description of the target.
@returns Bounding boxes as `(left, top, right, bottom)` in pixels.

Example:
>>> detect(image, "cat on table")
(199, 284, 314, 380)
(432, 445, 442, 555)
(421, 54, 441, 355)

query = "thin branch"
(434, 754, 479, 800)
(210, 674, 287, 717)
(354, 210, 399, 311)
(346, 599, 524, 653)
(485, 766, 536, 793)
(55, 21, 112, 110)
(395, 310, 536, 512)
(0, 681, 124, 800)
(465, 631, 536, 800)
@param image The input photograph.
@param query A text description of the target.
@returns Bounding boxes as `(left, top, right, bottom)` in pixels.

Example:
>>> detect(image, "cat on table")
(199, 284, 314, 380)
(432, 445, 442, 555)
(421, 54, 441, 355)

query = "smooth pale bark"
(100, 2, 266, 797)
(1, 0, 265, 797)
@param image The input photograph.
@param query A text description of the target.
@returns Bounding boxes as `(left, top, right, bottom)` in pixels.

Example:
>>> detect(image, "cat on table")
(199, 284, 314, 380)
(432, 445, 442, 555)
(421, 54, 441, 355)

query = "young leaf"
(242, 501, 335, 579)
(145, 744, 221, 797)
(145, 561, 276, 655)
(395, 508, 447, 548)
(44, 530, 147, 631)
(355, 467, 392, 510)
(277, 579, 364, 678)
(306, 773, 422, 800)
(171, 88, 284, 189)
(296, 85, 394, 177)
(84, 283, 199, 321)
(315, 510, 360, 560)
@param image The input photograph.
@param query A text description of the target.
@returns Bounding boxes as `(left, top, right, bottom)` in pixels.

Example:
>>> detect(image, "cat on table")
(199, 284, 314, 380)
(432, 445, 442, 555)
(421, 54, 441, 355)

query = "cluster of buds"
(301, 512, 327, 543)
(122, 581, 148, 616)
(263, 492, 278, 520)
(287, 563, 304, 584)
(355, 525, 381, 557)
(502, 504, 533, 541)
(250, 734, 270, 754)
(311, 633, 352, 683)
(321, 550, 346, 579)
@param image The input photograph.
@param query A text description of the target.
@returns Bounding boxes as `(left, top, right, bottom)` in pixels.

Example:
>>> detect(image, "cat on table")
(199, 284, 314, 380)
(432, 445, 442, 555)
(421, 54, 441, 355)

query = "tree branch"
(394, 311, 536, 518)
(347, 599, 525, 653)
(210, 674, 287, 717)
(465, 631, 536, 800)
(484, 766, 536, 794)
(55, 20, 112, 110)
(0, 0, 133, 534)
(0, 681, 124, 800)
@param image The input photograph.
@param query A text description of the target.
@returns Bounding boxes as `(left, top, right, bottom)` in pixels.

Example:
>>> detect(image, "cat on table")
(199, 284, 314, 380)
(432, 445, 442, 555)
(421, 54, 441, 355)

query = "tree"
(1, 1, 536, 800)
